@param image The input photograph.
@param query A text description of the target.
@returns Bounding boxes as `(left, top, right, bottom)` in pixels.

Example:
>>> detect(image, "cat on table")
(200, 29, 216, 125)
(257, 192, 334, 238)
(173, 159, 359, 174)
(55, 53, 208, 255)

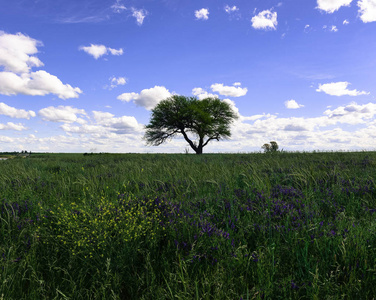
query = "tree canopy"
(144, 95, 238, 154)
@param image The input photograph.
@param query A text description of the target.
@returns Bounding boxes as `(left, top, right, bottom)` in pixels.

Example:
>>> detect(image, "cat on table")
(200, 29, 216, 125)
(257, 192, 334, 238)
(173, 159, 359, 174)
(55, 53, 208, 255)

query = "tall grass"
(1, 152, 376, 299)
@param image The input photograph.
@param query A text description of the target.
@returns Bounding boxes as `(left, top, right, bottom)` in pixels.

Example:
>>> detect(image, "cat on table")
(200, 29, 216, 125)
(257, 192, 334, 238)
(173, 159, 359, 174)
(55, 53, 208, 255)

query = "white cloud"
(111, 77, 126, 86)
(60, 123, 105, 135)
(323, 102, 376, 124)
(316, 0, 353, 13)
(210, 83, 248, 97)
(108, 48, 124, 56)
(224, 5, 240, 20)
(60, 110, 142, 136)
(117, 92, 139, 102)
(284, 124, 309, 131)
(92, 111, 116, 125)
(0, 71, 82, 99)
(330, 25, 338, 31)
(110, 116, 141, 134)
(358, 0, 376, 23)
(192, 87, 218, 100)
(79, 44, 107, 59)
(343, 19, 349, 24)
(285, 99, 304, 109)
(0, 31, 43, 73)
(223, 98, 240, 116)
(317, 82, 369, 96)
(117, 86, 172, 110)
(131, 8, 148, 25)
(0, 102, 35, 119)
(111, 0, 127, 13)
(0, 122, 27, 131)
(110, 2, 148, 25)
(251, 10, 278, 30)
(38, 106, 87, 123)
(224, 5, 239, 13)
(304, 24, 311, 33)
(223, 100, 376, 152)
(195, 8, 209, 20)
(79, 44, 123, 59)
(107, 76, 127, 89)
(0, 32, 82, 99)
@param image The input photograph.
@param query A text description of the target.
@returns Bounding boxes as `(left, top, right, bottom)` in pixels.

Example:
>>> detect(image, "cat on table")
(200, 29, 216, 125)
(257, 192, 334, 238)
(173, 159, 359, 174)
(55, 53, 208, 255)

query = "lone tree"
(144, 95, 238, 154)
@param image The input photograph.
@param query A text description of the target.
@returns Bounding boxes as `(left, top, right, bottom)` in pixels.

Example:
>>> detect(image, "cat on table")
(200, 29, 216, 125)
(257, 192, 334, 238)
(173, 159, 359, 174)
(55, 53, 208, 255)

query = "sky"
(0, 0, 375, 153)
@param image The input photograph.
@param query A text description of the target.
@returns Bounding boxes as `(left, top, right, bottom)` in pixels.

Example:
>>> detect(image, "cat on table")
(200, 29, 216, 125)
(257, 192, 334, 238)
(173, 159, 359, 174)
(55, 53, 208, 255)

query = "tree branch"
(180, 129, 197, 152)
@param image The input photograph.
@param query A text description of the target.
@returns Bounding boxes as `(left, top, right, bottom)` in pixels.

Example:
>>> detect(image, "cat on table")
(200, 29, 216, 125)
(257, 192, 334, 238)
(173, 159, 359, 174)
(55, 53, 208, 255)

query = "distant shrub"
(262, 141, 279, 153)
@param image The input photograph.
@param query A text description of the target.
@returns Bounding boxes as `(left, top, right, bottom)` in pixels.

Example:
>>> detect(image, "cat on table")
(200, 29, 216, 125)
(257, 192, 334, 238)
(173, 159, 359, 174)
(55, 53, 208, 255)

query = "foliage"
(1, 152, 376, 299)
(42, 192, 163, 259)
(144, 95, 238, 154)
(262, 141, 279, 153)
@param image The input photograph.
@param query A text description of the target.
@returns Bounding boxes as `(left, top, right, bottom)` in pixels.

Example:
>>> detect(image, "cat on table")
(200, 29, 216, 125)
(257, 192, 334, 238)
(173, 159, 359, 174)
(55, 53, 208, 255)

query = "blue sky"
(0, 0, 375, 153)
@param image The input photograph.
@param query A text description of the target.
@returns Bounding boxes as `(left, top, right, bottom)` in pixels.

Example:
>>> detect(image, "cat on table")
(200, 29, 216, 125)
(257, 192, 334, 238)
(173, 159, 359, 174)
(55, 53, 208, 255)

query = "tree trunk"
(195, 146, 203, 155)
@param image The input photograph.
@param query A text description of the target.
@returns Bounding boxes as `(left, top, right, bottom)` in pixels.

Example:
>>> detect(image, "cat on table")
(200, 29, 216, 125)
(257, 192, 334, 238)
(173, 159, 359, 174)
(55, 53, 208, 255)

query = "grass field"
(1, 152, 376, 299)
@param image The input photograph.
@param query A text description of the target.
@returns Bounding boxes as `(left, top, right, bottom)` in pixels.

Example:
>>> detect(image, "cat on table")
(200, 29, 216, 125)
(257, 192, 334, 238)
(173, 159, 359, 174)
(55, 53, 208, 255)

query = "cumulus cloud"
(285, 100, 304, 109)
(131, 8, 148, 25)
(195, 8, 209, 20)
(117, 92, 138, 102)
(93, 111, 142, 134)
(343, 19, 350, 24)
(210, 83, 248, 97)
(224, 100, 376, 152)
(79, 44, 123, 59)
(0, 71, 82, 99)
(251, 10, 278, 30)
(0, 122, 27, 131)
(192, 87, 218, 100)
(358, 0, 376, 23)
(323, 102, 376, 124)
(0, 102, 35, 119)
(38, 106, 87, 123)
(0, 32, 82, 99)
(60, 123, 105, 135)
(117, 86, 172, 110)
(0, 31, 43, 73)
(316, 0, 353, 13)
(60, 110, 142, 136)
(284, 124, 309, 131)
(316, 82, 369, 96)
(92, 111, 115, 124)
(79, 44, 106, 59)
(223, 98, 240, 116)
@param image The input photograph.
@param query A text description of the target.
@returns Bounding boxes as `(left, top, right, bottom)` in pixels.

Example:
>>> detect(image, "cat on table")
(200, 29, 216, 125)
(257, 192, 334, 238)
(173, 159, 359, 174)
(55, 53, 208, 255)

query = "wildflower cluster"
(41, 192, 166, 258)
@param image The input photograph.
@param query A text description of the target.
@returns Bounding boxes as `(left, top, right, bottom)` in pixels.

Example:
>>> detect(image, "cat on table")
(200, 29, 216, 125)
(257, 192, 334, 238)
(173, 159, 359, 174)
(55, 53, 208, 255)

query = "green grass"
(1, 151, 376, 299)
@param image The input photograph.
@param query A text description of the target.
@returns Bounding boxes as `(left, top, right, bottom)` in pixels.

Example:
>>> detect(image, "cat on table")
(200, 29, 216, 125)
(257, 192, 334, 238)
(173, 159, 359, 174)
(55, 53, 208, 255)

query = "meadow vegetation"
(1, 151, 376, 299)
